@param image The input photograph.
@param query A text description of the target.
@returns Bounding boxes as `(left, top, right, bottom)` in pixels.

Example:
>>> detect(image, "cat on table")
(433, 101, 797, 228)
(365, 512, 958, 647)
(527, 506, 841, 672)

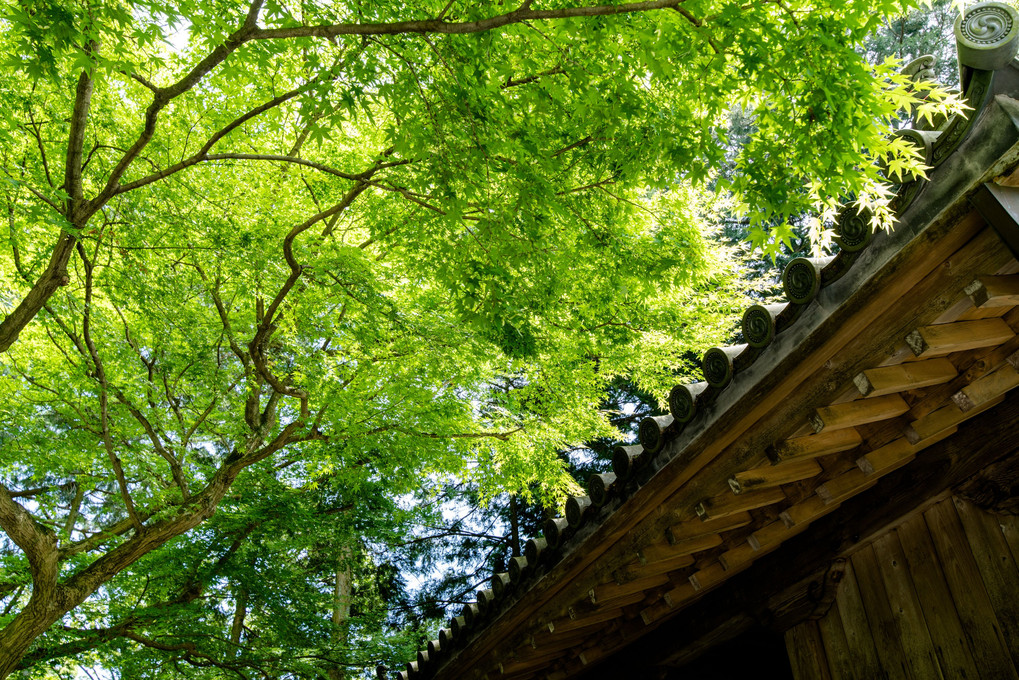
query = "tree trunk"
(0, 591, 67, 677)
(327, 547, 352, 680)
(509, 494, 521, 557)
(230, 584, 249, 652)
(0, 233, 76, 354)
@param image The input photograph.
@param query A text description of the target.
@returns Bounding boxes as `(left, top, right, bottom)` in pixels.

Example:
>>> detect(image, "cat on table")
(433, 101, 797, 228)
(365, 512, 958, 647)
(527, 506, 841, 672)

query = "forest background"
(0, 0, 964, 678)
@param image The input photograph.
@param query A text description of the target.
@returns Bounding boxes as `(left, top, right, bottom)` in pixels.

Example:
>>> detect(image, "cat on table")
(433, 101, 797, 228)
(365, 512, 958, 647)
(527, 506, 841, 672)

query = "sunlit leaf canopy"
(0, 0, 966, 676)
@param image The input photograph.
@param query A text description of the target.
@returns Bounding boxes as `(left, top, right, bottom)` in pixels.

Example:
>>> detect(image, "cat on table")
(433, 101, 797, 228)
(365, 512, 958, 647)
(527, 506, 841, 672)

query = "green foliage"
(0, 0, 967, 677)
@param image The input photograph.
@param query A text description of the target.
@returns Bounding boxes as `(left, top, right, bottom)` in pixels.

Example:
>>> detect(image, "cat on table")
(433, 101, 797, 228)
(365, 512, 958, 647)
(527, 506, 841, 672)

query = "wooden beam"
(544, 606, 627, 636)
(666, 512, 752, 544)
(749, 496, 843, 551)
(748, 517, 818, 553)
(729, 458, 822, 494)
(785, 621, 833, 680)
(694, 487, 786, 521)
(718, 542, 758, 571)
(819, 429, 955, 499)
(810, 394, 909, 433)
(907, 394, 1006, 443)
(590, 573, 668, 604)
(853, 358, 958, 397)
(617, 552, 696, 582)
(640, 534, 723, 564)
(952, 354, 1019, 411)
(905, 317, 1015, 357)
(688, 562, 728, 592)
(429, 218, 1007, 680)
(768, 428, 863, 462)
(971, 182, 1019, 260)
(855, 438, 915, 476)
(815, 469, 878, 506)
(780, 495, 838, 528)
(590, 396, 1019, 679)
(965, 274, 1019, 307)
(577, 646, 605, 667)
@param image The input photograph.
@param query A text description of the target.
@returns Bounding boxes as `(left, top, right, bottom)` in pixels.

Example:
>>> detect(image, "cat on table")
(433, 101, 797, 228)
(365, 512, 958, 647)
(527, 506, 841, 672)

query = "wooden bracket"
(971, 182, 1019, 260)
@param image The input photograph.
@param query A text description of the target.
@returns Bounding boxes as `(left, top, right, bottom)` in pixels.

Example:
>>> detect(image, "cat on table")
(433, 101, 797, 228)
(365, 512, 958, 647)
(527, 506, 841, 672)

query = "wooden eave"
(409, 56, 1019, 680)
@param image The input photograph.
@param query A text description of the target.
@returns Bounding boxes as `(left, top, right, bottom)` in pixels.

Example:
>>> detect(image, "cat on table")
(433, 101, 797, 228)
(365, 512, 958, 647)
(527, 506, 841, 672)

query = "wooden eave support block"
(639, 534, 722, 564)
(639, 599, 674, 626)
(905, 317, 1015, 357)
(952, 355, 1019, 411)
(749, 519, 802, 552)
(855, 438, 916, 476)
(856, 428, 957, 478)
(906, 394, 1006, 443)
(590, 573, 668, 604)
(666, 511, 752, 543)
(578, 646, 605, 667)
(853, 357, 958, 397)
(779, 495, 833, 528)
(815, 468, 877, 505)
(640, 582, 698, 626)
(546, 607, 625, 636)
(966, 274, 1019, 307)
(620, 552, 695, 581)
(749, 497, 837, 551)
(695, 487, 786, 521)
(816, 426, 960, 504)
(810, 394, 909, 433)
(768, 427, 863, 462)
(688, 561, 728, 592)
(728, 458, 822, 494)
(718, 541, 757, 571)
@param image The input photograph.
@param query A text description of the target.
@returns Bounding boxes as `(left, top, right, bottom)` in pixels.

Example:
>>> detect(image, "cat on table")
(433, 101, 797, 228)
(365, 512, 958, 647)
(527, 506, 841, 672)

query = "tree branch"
(76, 244, 144, 533)
(110, 83, 317, 198)
(86, 0, 267, 211)
(0, 484, 59, 594)
(250, 0, 686, 39)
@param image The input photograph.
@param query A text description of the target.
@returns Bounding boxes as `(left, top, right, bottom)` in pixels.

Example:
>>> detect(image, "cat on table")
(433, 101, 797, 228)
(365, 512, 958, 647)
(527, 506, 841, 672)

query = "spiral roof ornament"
(955, 1, 1019, 71)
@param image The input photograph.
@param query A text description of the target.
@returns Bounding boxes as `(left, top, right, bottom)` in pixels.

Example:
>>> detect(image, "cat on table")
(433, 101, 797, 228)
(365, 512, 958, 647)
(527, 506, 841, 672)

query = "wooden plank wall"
(785, 496, 1019, 680)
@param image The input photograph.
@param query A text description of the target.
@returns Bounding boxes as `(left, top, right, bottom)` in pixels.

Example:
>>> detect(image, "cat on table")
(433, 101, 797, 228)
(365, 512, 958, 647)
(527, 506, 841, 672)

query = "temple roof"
(399, 5, 1019, 679)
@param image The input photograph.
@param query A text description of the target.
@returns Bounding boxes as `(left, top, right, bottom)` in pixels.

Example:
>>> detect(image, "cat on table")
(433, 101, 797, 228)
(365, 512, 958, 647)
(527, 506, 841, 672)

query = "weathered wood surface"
(871, 532, 944, 679)
(616, 551, 695, 582)
(811, 394, 910, 433)
(896, 514, 981, 680)
(718, 541, 758, 572)
(833, 560, 885, 680)
(856, 438, 916, 476)
(967, 274, 1019, 307)
(923, 500, 1018, 680)
(695, 487, 786, 520)
(640, 534, 722, 563)
(854, 358, 958, 397)
(434, 218, 1018, 679)
(906, 317, 1015, 357)
(729, 458, 822, 494)
(591, 573, 669, 604)
(587, 395, 1019, 679)
(852, 543, 916, 680)
(695, 495, 1019, 680)
(952, 357, 1019, 411)
(785, 620, 832, 680)
(769, 428, 863, 463)
(817, 601, 856, 680)
(1001, 514, 1019, 571)
(907, 394, 1005, 442)
(954, 496, 1019, 671)
(816, 468, 878, 505)
(666, 511, 752, 543)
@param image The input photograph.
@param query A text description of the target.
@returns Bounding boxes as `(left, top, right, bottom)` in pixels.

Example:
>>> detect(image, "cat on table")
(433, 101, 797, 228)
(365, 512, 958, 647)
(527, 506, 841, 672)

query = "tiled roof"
(399, 5, 1019, 679)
